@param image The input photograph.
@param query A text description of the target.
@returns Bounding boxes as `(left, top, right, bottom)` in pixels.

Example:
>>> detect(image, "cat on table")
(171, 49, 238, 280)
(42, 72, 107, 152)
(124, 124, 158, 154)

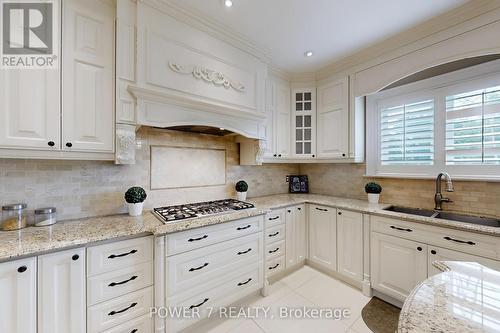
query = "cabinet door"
(292, 89, 316, 158)
(371, 232, 427, 302)
(0, 257, 37, 333)
(38, 248, 86, 333)
(0, 69, 60, 150)
(337, 209, 363, 282)
(295, 204, 307, 263)
(285, 207, 296, 268)
(62, 0, 114, 152)
(275, 83, 291, 158)
(308, 204, 336, 271)
(427, 246, 500, 277)
(316, 77, 349, 159)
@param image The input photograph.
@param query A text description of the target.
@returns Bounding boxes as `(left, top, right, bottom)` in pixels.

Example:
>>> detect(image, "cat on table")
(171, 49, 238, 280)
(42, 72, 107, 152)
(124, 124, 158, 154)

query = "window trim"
(366, 59, 500, 181)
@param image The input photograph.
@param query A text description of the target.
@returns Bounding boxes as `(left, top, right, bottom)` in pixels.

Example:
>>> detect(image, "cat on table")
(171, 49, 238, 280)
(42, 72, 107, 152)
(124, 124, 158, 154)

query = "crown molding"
(315, 0, 500, 80)
(267, 64, 292, 81)
(140, 0, 272, 64)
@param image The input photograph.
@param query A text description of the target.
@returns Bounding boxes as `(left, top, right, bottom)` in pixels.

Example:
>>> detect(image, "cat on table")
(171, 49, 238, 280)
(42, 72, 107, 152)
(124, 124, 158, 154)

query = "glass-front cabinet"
(292, 89, 316, 158)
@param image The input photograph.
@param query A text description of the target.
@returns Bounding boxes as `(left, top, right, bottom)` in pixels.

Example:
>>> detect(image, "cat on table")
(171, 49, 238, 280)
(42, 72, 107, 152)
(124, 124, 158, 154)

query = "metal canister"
(1, 204, 28, 231)
(34, 207, 57, 226)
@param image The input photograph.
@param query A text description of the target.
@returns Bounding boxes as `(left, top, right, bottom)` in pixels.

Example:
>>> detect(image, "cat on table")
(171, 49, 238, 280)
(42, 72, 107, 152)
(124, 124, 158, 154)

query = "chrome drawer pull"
(268, 247, 280, 254)
(315, 207, 328, 212)
(268, 263, 280, 270)
(108, 302, 137, 316)
(390, 225, 413, 232)
(189, 262, 209, 272)
(444, 236, 475, 245)
(108, 275, 138, 287)
(268, 216, 279, 220)
(237, 225, 251, 230)
(189, 298, 209, 309)
(268, 231, 279, 237)
(237, 248, 252, 255)
(188, 235, 208, 242)
(108, 249, 137, 259)
(237, 278, 252, 286)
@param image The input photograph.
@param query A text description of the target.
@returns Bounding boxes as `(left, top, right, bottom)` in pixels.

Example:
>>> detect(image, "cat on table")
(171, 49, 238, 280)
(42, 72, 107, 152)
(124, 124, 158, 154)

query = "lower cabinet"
(38, 248, 86, 333)
(427, 246, 500, 277)
(308, 204, 337, 272)
(337, 209, 363, 282)
(285, 204, 307, 268)
(371, 232, 427, 302)
(0, 257, 37, 333)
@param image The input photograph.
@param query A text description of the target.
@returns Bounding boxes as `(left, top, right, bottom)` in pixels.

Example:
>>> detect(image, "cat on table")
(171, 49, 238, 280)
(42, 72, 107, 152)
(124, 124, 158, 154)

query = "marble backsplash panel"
(0, 127, 298, 221)
(300, 163, 500, 217)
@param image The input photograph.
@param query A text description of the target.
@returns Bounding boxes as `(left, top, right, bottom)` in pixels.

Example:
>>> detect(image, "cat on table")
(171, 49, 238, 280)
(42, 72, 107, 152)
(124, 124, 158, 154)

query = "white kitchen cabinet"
(38, 248, 86, 333)
(337, 209, 363, 282)
(0, 70, 60, 150)
(371, 232, 427, 302)
(316, 77, 349, 159)
(0, 257, 37, 333)
(292, 88, 316, 158)
(62, 0, 115, 152)
(264, 78, 291, 159)
(308, 204, 336, 271)
(285, 204, 307, 268)
(427, 246, 500, 277)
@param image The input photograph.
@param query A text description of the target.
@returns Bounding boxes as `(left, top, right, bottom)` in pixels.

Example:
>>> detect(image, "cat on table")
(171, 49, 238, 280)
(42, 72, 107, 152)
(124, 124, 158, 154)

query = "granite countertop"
(1, 193, 499, 262)
(398, 260, 500, 333)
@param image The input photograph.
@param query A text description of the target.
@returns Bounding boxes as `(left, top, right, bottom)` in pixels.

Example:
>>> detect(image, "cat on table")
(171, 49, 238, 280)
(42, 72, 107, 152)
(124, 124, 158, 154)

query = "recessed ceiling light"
(305, 51, 313, 57)
(224, 0, 233, 7)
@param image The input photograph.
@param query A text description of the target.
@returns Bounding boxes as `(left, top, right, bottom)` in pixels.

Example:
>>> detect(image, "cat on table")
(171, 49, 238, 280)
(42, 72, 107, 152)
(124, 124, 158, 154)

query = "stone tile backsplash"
(300, 163, 500, 217)
(0, 127, 298, 221)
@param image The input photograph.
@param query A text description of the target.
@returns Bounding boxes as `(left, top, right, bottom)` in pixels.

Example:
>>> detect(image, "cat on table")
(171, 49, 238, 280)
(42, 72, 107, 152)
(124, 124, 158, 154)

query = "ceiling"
(171, 0, 469, 73)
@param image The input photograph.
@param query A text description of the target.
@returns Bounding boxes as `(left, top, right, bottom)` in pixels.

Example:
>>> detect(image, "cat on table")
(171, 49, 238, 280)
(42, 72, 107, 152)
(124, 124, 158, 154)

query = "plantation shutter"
(380, 100, 434, 165)
(445, 86, 500, 165)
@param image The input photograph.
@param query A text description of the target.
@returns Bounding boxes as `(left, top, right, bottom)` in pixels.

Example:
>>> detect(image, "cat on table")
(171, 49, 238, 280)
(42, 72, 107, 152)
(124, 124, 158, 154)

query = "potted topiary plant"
(235, 180, 248, 201)
(365, 182, 382, 204)
(124, 186, 147, 216)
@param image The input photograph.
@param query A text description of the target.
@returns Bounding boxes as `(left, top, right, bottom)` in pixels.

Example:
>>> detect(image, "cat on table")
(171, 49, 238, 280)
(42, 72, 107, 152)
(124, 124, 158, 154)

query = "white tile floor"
(189, 266, 374, 333)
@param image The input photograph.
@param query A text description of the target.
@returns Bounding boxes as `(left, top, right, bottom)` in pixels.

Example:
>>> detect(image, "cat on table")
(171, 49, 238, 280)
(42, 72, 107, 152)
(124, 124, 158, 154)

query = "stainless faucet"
(434, 172, 454, 210)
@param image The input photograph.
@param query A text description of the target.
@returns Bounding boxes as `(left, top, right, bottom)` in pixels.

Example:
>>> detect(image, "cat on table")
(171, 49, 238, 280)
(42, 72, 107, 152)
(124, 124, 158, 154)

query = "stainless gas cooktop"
(153, 199, 255, 223)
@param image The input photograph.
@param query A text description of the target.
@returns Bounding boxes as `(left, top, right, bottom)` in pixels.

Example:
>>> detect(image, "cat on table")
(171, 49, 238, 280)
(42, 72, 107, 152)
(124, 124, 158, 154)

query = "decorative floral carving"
(255, 140, 266, 164)
(116, 125, 136, 164)
(168, 61, 245, 93)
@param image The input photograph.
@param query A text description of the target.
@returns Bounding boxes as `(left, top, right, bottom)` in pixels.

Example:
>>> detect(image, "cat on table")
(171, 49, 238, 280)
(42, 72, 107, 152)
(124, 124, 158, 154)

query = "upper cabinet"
(62, 0, 115, 153)
(316, 77, 349, 159)
(0, 0, 115, 160)
(263, 77, 291, 159)
(292, 88, 316, 158)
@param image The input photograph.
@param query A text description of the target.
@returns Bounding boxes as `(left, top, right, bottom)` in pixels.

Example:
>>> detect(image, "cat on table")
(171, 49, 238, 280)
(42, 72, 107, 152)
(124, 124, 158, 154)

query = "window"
(366, 60, 500, 180)
(445, 86, 500, 165)
(380, 100, 434, 165)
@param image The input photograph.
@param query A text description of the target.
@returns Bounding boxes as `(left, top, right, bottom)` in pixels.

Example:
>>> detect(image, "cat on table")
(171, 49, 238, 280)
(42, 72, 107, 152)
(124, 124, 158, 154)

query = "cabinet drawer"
(87, 236, 153, 276)
(265, 209, 285, 228)
(265, 240, 285, 260)
(87, 287, 153, 333)
(167, 232, 263, 296)
(167, 262, 263, 332)
(101, 314, 152, 333)
(88, 262, 153, 306)
(166, 215, 264, 256)
(265, 256, 285, 277)
(265, 223, 285, 244)
(371, 215, 500, 260)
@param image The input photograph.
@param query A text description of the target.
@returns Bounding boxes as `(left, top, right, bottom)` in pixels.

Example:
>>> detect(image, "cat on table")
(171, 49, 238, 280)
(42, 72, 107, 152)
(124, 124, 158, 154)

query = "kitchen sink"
(434, 212, 500, 227)
(383, 206, 500, 227)
(383, 206, 436, 217)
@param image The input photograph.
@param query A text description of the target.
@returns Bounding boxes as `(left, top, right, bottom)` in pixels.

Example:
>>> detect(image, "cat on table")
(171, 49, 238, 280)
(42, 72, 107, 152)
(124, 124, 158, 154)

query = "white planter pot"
(236, 191, 247, 201)
(127, 202, 144, 216)
(367, 193, 380, 204)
